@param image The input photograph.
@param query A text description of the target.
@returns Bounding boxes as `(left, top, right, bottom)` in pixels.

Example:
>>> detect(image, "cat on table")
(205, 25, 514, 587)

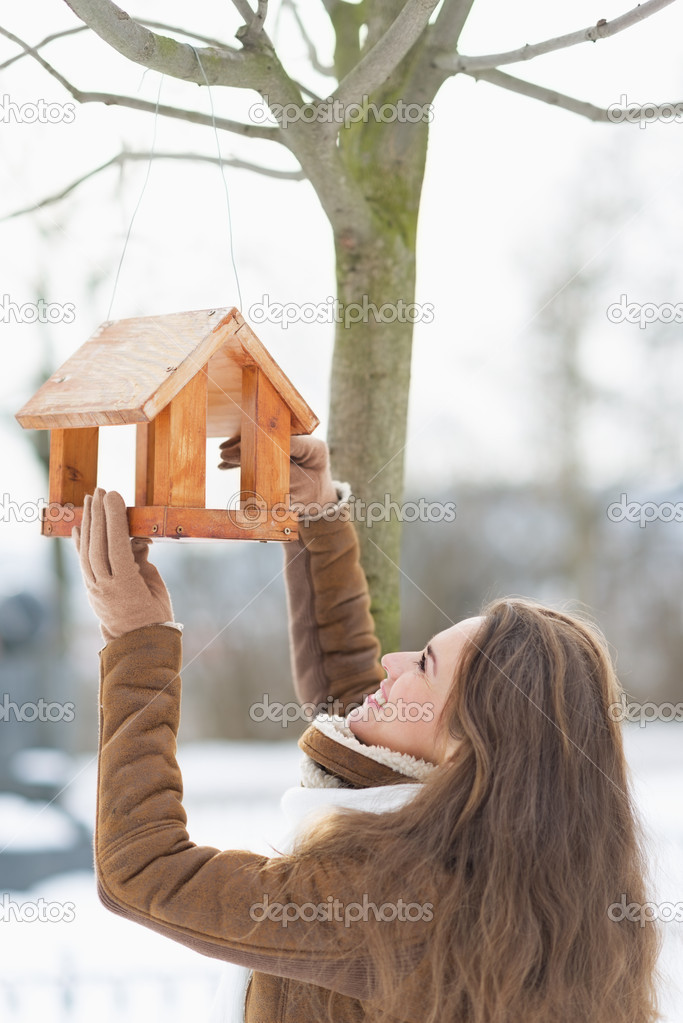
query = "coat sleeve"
(283, 510, 385, 715)
(94, 625, 425, 1002)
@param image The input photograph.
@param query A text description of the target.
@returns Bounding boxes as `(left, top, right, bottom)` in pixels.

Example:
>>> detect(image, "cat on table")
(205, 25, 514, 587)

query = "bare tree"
(2, 0, 679, 649)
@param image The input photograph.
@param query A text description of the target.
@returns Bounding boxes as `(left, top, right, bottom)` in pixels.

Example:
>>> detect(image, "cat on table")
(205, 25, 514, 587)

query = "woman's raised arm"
(219, 434, 385, 715)
(283, 512, 385, 715)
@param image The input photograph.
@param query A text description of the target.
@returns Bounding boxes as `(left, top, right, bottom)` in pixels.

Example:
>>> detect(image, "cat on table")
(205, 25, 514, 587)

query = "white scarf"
(208, 716, 436, 1022)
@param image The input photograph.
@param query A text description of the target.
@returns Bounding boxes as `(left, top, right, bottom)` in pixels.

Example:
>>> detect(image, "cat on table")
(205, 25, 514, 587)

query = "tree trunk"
(327, 105, 430, 654)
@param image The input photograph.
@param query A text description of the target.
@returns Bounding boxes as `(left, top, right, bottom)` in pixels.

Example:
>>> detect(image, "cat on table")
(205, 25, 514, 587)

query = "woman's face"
(346, 616, 484, 764)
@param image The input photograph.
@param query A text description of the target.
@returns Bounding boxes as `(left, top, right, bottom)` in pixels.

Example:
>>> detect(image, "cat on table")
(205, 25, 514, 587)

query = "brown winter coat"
(95, 513, 434, 1022)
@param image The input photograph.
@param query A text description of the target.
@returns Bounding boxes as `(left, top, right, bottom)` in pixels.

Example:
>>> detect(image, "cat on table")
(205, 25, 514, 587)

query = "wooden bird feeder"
(15, 307, 319, 542)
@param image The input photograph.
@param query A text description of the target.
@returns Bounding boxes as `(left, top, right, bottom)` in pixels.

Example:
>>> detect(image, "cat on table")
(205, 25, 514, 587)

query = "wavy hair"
(266, 597, 661, 1023)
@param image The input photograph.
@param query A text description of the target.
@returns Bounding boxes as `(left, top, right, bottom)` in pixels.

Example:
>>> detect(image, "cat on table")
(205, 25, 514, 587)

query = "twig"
(465, 69, 609, 121)
(0, 25, 86, 71)
(434, 0, 677, 73)
(1, 150, 305, 222)
(465, 68, 683, 124)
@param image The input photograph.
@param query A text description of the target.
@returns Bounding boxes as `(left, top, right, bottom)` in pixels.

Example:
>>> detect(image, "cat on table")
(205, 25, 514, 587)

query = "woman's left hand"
(72, 488, 174, 644)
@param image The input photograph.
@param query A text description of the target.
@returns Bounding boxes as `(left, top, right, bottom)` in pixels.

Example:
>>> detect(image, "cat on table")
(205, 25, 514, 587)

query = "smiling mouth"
(367, 688, 387, 710)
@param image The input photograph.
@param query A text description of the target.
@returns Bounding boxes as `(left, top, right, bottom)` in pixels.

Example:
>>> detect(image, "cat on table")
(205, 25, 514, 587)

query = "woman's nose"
(381, 651, 419, 677)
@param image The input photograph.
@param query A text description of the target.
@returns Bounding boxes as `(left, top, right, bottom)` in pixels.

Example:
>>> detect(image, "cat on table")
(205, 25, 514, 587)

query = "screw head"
(284, 527, 291, 535)
(176, 525, 184, 534)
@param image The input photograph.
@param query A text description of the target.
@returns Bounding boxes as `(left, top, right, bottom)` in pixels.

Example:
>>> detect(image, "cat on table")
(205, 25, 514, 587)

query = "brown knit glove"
(218, 434, 340, 515)
(72, 488, 174, 645)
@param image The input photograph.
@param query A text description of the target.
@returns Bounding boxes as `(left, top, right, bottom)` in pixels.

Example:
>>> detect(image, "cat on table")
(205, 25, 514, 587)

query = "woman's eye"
(416, 652, 427, 673)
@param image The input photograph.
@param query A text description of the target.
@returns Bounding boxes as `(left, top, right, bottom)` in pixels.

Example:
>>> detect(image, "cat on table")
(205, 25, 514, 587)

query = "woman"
(74, 437, 661, 1023)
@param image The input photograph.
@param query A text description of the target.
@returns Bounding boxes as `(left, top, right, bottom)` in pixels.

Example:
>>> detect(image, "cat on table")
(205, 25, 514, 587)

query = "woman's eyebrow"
(427, 643, 437, 674)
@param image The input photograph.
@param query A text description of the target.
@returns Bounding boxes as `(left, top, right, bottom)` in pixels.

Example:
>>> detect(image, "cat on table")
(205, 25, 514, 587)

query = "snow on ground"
(1, 726, 681, 1022)
(0, 793, 81, 851)
(1, 742, 301, 1023)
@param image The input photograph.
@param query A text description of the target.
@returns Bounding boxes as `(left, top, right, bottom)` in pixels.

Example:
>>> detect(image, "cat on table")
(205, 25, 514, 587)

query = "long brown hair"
(267, 597, 661, 1022)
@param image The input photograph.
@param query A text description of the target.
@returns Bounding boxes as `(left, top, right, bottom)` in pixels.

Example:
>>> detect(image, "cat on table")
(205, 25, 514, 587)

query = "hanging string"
(106, 47, 243, 321)
(107, 74, 164, 321)
(190, 45, 243, 311)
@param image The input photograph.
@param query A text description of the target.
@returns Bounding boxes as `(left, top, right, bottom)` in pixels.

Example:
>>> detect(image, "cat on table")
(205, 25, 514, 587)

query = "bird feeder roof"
(15, 307, 318, 437)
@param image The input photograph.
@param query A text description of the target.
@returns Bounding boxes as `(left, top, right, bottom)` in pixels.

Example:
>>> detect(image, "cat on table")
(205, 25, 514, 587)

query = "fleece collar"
(297, 714, 437, 789)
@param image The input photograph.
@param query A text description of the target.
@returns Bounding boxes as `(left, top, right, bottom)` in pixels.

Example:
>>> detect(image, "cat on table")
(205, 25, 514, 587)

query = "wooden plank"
(150, 405, 171, 506)
(152, 368, 208, 507)
(240, 366, 291, 513)
(15, 308, 236, 430)
(169, 368, 207, 507)
(165, 506, 297, 539)
(205, 344, 243, 439)
(48, 428, 99, 506)
(41, 505, 299, 542)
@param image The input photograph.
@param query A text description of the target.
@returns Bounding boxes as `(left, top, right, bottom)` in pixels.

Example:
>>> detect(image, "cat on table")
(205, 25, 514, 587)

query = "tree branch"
(0, 22, 365, 230)
(53, 4, 326, 158)
(0, 26, 281, 142)
(329, 0, 440, 112)
(434, 0, 676, 73)
(464, 70, 609, 121)
(463, 69, 683, 124)
(80, 92, 281, 140)
(3, 18, 321, 106)
(60, 0, 259, 86)
(1, 150, 304, 222)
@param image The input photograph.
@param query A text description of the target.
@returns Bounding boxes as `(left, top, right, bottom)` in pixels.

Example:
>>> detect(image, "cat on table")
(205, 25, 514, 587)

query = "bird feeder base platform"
(40, 505, 300, 542)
